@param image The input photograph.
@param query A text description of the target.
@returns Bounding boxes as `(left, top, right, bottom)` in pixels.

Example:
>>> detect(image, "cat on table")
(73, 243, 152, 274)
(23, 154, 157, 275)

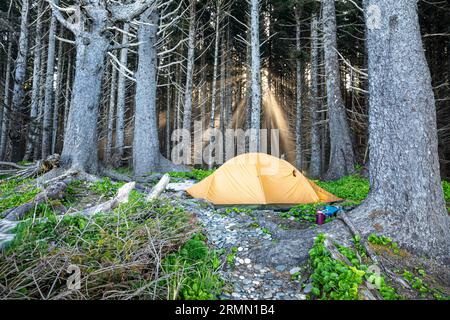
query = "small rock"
(304, 283, 313, 294)
(238, 247, 244, 251)
(244, 258, 251, 264)
(275, 292, 285, 299)
(275, 265, 286, 272)
(289, 267, 301, 275)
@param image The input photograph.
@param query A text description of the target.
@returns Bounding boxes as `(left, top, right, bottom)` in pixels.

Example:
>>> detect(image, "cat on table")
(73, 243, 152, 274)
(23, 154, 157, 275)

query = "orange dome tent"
(186, 153, 342, 206)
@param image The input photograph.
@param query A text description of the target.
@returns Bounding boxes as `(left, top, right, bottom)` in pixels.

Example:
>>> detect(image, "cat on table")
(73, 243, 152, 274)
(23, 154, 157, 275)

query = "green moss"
(168, 169, 215, 181)
(443, 181, 450, 213)
(89, 177, 125, 198)
(114, 167, 133, 176)
(443, 181, 450, 202)
(316, 175, 370, 204)
(0, 179, 41, 212)
(368, 234, 400, 255)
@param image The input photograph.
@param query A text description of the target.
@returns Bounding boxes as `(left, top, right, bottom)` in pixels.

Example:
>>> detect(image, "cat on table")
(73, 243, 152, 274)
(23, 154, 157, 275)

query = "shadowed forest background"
(0, 0, 449, 178)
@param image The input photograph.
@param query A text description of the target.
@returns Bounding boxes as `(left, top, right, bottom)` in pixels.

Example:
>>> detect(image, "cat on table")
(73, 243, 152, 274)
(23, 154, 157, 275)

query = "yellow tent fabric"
(186, 153, 342, 205)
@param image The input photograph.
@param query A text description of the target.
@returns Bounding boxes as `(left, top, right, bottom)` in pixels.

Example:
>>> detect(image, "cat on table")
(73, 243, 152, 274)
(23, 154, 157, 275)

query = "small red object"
(316, 211, 326, 225)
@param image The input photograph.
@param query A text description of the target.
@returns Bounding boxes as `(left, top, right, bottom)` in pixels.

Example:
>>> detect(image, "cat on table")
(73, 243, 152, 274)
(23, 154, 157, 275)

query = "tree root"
(1, 174, 76, 221)
(337, 212, 412, 290)
(0, 154, 61, 182)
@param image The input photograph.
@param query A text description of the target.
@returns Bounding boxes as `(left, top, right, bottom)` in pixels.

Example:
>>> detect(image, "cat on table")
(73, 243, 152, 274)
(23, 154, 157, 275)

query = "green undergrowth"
(315, 175, 370, 204)
(224, 207, 252, 215)
(0, 178, 41, 212)
(89, 177, 126, 198)
(113, 167, 133, 176)
(283, 176, 450, 222)
(402, 270, 448, 300)
(0, 188, 212, 299)
(308, 234, 399, 300)
(162, 233, 224, 300)
(443, 180, 450, 213)
(368, 234, 400, 255)
(168, 169, 215, 181)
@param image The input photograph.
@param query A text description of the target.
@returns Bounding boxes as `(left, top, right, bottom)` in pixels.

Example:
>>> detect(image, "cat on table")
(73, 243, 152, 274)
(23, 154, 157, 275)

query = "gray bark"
(42, 0, 59, 159)
(133, 10, 174, 176)
(199, 32, 207, 134)
(208, 2, 221, 169)
(24, 1, 44, 161)
(249, 0, 261, 152)
(106, 61, 118, 163)
(165, 79, 171, 159)
(114, 23, 130, 166)
(63, 56, 72, 135)
(52, 0, 156, 173)
(33, 44, 48, 161)
(322, 0, 355, 180)
(295, 5, 303, 170)
(182, 2, 196, 133)
(348, 0, 450, 262)
(10, 0, 30, 162)
(309, 15, 321, 179)
(60, 24, 110, 173)
(51, 38, 64, 154)
(0, 39, 13, 160)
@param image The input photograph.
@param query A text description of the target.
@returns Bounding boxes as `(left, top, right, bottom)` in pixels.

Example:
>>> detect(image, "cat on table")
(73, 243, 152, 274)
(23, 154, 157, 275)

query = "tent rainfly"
(186, 153, 342, 206)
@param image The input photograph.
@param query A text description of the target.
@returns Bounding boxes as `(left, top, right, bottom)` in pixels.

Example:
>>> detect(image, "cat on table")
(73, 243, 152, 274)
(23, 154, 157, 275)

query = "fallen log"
(68, 182, 136, 217)
(2, 179, 72, 221)
(146, 174, 170, 202)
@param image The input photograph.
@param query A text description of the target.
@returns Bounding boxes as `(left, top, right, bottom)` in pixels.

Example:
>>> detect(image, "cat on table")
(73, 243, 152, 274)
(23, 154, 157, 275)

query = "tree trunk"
(10, 0, 30, 162)
(208, 2, 221, 169)
(0, 39, 13, 160)
(61, 36, 109, 173)
(249, 0, 261, 152)
(106, 61, 118, 164)
(322, 0, 355, 180)
(33, 44, 48, 161)
(309, 15, 321, 179)
(165, 76, 171, 159)
(182, 2, 196, 134)
(63, 56, 72, 136)
(42, 1, 59, 159)
(24, 1, 44, 161)
(350, 0, 450, 262)
(114, 23, 130, 167)
(133, 10, 174, 176)
(295, 5, 303, 170)
(51, 37, 64, 154)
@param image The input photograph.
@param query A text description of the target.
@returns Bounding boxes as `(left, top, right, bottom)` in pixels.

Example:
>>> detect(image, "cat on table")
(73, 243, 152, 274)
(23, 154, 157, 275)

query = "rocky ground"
(167, 181, 311, 300)
(166, 180, 450, 301)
